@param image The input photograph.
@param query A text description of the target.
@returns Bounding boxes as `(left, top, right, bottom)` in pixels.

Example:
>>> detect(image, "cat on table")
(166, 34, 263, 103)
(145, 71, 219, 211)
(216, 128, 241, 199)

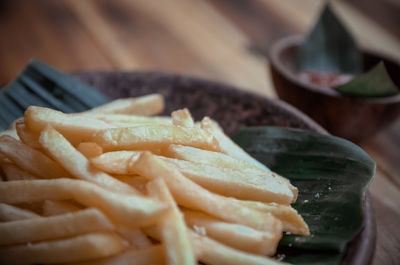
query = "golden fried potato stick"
(161, 157, 295, 204)
(91, 125, 219, 152)
(133, 152, 282, 233)
(200, 117, 297, 199)
(42, 200, 81, 216)
(83, 94, 164, 116)
(24, 106, 115, 145)
(145, 225, 285, 265)
(91, 151, 142, 175)
(0, 135, 70, 179)
(239, 200, 310, 236)
(200, 117, 270, 171)
(183, 210, 280, 256)
(0, 179, 168, 228)
(0, 129, 19, 140)
(116, 226, 152, 249)
(15, 120, 41, 149)
(77, 142, 103, 158)
(80, 113, 172, 126)
(171, 108, 194, 127)
(1, 163, 37, 181)
(114, 175, 149, 193)
(165, 144, 265, 174)
(0, 208, 114, 245)
(190, 231, 288, 265)
(68, 245, 164, 265)
(42, 200, 152, 249)
(39, 126, 137, 194)
(0, 203, 40, 221)
(7, 117, 23, 130)
(147, 178, 196, 265)
(0, 232, 127, 265)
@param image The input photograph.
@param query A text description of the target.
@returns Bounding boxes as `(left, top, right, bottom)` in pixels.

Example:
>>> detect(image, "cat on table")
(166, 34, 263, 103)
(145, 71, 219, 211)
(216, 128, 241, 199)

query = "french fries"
(0, 232, 127, 265)
(83, 94, 164, 116)
(200, 117, 271, 172)
(0, 208, 114, 245)
(39, 126, 137, 194)
(147, 178, 196, 265)
(0, 203, 40, 221)
(24, 106, 114, 145)
(91, 125, 219, 152)
(42, 200, 81, 216)
(0, 179, 168, 227)
(0, 94, 307, 264)
(0, 135, 71, 179)
(70, 245, 165, 265)
(133, 152, 283, 234)
(171, 108, 194, 127)
(183, 210, 280, 256)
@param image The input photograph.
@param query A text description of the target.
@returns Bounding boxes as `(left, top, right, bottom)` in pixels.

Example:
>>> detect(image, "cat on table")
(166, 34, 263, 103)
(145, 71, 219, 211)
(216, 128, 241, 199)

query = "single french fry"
(0, 208, 114, 245)
(166, 144, 264, 174)
(147, 178, 196, 265)
(200, 117, 298, 200)
(171, 108, 194, 127)
(114, 175, 149, 193)
(39, 126, 137, 194)
(91, 125, 219, 152)
(42, 200, 82, 216)
(133, 152, 282, 233)
(0, 232, 127, 265)
(1, 163, 37, 181)
(80, 113, 172, 126)
(190, 231, 287, 265)
(239, 200, 310, 236)
(184, 210, 280, 256)
(83, 94, 164, 116)
(24, 106, 114, 145)
(0, 179, 168, 228)
(161, 156, 295, 204)
(68, 245, 164, 265)
(0, 129, 19, 140)
(0, 135, 71, 179)
(78, 142, 103, 158)
(15, 120, 41, 149)
(200, 117, 270, 171)
(91, 151, 142, 175)
(116, 227, 152, 249)
(0, 203, 40, 221)
(8, 117, 24, 130)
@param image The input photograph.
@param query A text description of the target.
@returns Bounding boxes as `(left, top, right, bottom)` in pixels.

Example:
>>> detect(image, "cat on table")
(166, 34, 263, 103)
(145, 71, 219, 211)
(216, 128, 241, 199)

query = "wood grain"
(0, 1, 399, 264)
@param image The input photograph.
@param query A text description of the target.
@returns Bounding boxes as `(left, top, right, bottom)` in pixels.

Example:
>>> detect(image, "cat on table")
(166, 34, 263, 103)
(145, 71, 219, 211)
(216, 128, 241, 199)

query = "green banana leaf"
(231, 127, 375, 265)
(297, 4, 362, 75)
(335, 62, 399, 97)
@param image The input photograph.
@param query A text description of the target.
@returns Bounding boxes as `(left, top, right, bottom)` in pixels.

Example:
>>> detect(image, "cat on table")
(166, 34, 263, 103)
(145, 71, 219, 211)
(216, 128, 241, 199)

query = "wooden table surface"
(1, 0, 399, 264)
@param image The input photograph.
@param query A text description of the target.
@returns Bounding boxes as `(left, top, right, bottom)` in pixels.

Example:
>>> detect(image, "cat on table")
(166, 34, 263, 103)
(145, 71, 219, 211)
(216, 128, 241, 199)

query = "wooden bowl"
(269, 35, 400, 143)
(73, 70, 376, 265)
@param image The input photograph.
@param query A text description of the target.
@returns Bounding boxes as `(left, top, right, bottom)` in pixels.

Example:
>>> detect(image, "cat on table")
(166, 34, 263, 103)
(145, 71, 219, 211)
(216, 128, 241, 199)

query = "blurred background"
(0, 0, 399, 264)
(0, 0, 399, 97)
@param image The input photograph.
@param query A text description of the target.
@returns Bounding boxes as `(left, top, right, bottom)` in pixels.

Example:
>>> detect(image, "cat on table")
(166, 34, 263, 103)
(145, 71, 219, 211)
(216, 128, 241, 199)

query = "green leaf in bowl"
(335, 62, 399, 97)
(297, 4, 362, 74)
(231, 127, 375, 264)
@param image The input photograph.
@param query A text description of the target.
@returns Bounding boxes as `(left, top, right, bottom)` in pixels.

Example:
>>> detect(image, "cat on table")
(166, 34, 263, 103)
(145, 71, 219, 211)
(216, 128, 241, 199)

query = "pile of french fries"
(0, 93, 309, 265)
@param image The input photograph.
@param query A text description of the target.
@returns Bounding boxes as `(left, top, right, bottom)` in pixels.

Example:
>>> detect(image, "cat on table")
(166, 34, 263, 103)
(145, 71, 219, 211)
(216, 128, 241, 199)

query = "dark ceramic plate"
(73, 71, 376, 265)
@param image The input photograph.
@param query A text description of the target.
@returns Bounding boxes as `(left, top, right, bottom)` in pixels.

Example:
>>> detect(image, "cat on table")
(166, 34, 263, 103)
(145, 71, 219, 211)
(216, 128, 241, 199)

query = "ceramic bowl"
(269, 35, 400, 143)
